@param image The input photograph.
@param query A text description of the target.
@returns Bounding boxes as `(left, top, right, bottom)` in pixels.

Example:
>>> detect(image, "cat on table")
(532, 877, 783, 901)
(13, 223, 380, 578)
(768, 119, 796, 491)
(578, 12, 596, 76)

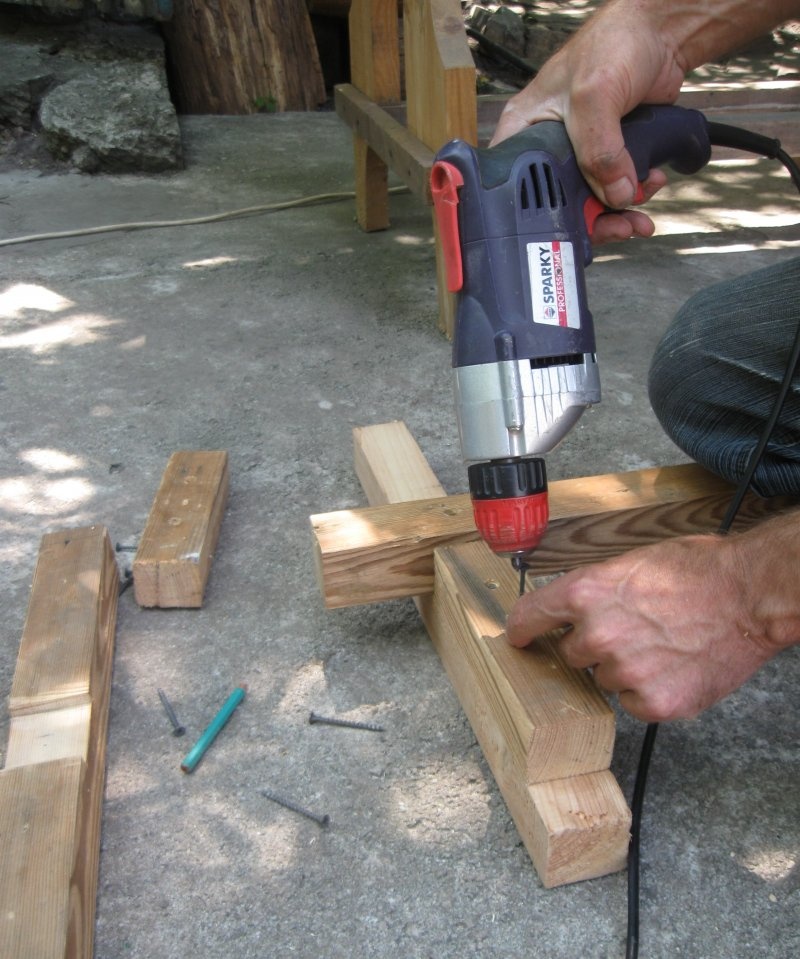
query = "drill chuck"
(468, 457, 548, 556)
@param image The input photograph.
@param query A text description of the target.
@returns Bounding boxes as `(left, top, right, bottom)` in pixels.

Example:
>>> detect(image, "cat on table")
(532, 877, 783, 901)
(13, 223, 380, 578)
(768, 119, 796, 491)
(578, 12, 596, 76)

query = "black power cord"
(625, 122, 800, 959)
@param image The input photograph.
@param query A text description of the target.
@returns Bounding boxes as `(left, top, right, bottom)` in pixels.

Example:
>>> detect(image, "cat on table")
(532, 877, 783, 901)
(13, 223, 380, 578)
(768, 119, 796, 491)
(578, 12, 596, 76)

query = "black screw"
(261, 789, 330, 827)
(116, 542, 137, 552)
(157, 688, 186, 737)
(309, 711, 384, 732)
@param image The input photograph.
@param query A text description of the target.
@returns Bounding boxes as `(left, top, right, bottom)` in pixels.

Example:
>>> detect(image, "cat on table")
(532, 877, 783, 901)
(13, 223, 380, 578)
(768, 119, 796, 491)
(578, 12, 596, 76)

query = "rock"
(0, 14, 181, 172)
(524, 23, 571, 71)
(483, 6, 527, 59)
(0, 45, 58, 130)
(40, 61, 182, 172)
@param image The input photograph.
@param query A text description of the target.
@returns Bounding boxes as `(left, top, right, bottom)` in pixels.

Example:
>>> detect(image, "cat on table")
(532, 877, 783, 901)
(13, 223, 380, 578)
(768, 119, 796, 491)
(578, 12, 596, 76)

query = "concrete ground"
(0, 111, 798, 958)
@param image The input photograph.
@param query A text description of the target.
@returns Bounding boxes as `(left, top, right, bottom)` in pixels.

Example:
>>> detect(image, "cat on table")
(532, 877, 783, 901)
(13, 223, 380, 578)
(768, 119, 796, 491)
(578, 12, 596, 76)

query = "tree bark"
(164, 0, 326, 114)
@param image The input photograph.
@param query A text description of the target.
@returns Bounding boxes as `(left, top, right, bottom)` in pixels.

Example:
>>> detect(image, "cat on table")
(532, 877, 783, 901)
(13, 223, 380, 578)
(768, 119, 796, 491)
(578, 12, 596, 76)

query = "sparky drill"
(430, 105, 713, 571)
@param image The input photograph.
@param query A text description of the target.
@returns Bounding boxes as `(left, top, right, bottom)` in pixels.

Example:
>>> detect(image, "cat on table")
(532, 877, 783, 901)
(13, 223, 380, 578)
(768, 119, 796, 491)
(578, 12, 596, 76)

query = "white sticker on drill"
(527, 240, 580, 328)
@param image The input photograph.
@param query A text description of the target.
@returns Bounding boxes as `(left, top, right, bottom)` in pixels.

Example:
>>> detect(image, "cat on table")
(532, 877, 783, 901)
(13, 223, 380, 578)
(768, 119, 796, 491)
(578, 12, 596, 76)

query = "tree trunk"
(164, 0, 326, 114)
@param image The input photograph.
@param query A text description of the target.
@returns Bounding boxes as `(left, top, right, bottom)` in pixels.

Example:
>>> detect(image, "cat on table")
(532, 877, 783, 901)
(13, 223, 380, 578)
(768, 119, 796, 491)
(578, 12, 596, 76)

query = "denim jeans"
(648, 257, 800, 497)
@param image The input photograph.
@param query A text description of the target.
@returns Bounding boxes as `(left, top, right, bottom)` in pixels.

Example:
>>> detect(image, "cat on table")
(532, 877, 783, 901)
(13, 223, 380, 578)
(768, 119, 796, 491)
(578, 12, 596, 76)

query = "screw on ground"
(261, 789, 330, 827)
(308, 711, 384, 732)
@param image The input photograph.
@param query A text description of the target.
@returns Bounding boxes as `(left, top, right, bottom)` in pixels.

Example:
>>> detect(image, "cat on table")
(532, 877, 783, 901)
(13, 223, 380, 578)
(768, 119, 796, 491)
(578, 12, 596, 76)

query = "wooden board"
(0, 759, 90, 959)
(10, 526, 118, 716)
(311, 462, 796, 608)
(429, 545, 630, 886)
(431, 540, 614, 783)
(133, 450, 229, 608)
(403, 0, 477, 152)
(335, 83, 435, 201)
(351, 421, 630, 886)
(348, 0, 402, 232)
(1, 525, 119, 959)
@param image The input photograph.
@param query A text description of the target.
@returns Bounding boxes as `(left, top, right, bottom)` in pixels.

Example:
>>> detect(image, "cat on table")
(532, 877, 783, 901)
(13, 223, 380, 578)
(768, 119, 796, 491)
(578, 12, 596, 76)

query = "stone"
(39, 61, 182, 172)
(0, 15, 181, 172)
(483, 6, 527, 59)
(0, 46, 56, 130)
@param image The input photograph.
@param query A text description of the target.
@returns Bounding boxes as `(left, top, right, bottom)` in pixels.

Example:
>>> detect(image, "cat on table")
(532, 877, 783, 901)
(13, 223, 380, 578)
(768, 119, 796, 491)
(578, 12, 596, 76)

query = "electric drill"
(430, 104, 713, 569)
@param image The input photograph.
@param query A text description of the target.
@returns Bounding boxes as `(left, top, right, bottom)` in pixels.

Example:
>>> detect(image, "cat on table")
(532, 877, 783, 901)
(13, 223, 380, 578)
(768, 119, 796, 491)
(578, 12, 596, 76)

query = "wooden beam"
(403, 0, 477, 151)
(0, 758, 90, 959)
(429, 543, 630, 886)
(351, 421, 630, 886)
(1, 525, 119, 959)
(347, 0, 402, 232)
(430, 539, 614, 782)
(10, 526, 118, 717)
(335, 83, 435, 201)
(133, 450, 229, 608)
(312, 462, 796, 609)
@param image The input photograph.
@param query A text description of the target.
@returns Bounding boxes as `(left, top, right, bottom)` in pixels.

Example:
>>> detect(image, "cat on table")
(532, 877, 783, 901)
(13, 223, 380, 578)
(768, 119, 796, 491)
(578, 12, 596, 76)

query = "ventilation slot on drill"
(530, 353, 583, 369)
(519, 162, 566, 215)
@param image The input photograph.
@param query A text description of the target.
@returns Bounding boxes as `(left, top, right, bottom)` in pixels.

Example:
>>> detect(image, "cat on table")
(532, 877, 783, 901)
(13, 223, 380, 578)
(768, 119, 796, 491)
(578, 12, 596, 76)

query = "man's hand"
(506, 526, 797, 722)
(490, 0, 800, 243)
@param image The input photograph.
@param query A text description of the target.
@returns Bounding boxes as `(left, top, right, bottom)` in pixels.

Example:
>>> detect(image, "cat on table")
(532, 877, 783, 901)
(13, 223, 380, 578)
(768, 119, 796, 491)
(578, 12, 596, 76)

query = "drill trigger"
(584, 183, 647, 236)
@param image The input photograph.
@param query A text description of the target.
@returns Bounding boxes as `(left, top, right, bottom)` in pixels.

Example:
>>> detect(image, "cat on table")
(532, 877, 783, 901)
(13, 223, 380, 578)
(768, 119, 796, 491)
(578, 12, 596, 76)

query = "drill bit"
(511, 554, 530, 597)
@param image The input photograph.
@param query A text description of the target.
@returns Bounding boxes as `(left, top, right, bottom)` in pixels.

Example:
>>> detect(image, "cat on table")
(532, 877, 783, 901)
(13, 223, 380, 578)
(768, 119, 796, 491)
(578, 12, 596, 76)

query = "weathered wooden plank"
(2, 524, 118, 959)
(312, 462, 795, 609)
(0, 758, 91, 959)
(404, 0, 477, 151)
(133, 450, 229, 608)
(9, 526, 118, 716)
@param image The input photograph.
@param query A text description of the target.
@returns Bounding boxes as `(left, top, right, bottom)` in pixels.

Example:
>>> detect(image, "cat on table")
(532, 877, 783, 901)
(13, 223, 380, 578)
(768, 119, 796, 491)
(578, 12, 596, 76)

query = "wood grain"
(133, 451, 229, 608)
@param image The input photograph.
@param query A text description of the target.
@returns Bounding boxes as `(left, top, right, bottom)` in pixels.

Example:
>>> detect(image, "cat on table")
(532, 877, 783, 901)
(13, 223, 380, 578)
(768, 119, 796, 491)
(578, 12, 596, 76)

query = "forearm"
(637, 0, 800, 73)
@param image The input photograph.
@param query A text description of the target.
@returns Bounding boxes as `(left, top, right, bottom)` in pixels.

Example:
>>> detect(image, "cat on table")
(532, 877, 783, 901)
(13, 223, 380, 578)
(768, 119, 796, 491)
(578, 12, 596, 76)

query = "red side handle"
(583, 183, 646, 237)
(430, 161, 465, 292)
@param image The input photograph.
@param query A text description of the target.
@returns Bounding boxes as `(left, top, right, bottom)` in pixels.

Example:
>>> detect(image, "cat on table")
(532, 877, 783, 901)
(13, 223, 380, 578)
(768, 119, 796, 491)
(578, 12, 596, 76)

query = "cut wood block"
(349, 422, 630, 885)
(0, 758, 92, 959)
(431, 540, 614, 783)
(10, 526, 119, 717)
(133, 450, 229, 608)
(426, 541, 629, 884)
(312, 462, 796, 608)
(528, 772, 631, 888)
(354, 421, 446, 505)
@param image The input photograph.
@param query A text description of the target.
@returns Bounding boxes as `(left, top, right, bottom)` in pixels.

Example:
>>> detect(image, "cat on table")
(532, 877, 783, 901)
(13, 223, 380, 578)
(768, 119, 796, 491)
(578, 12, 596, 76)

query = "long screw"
(308, 711, 384, 732)
(157, 688, 186, 737)
(261, 789, 330, 827)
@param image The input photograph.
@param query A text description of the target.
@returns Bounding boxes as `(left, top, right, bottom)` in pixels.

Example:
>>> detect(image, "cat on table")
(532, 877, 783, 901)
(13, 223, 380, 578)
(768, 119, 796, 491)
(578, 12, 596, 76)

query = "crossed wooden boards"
(311, 421, 792, 887)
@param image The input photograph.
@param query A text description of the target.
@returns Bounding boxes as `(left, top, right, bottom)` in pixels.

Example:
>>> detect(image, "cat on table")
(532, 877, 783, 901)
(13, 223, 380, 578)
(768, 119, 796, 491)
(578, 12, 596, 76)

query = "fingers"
(505, 596, 568, 648)
(591, 209, 655, 243)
